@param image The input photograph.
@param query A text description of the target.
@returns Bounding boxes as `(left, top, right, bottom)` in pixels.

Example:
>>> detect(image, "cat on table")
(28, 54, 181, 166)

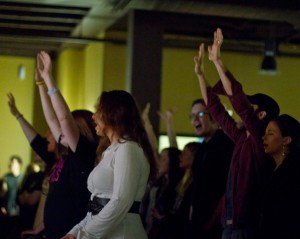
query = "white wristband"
(47, 87, 59, 96)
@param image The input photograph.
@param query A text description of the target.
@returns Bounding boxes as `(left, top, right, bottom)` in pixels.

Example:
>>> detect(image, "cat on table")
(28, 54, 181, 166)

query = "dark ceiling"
(0, 0, 300, 58)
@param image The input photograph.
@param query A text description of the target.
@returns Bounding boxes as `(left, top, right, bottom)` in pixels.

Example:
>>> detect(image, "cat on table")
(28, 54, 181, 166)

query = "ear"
(258, 111, 267, 120)
(283, 136, 292, 146)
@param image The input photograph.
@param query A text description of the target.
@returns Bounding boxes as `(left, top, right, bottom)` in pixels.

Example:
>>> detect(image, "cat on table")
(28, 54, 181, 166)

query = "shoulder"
(113, 141, 148, 169)
(75, 134, 97, 155)
(78, 133, 97, 148)
(116, 140, 143, 154)
(31, 134, 47, 147)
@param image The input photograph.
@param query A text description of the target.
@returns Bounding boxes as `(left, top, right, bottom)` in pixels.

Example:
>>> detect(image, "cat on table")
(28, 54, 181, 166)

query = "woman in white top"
(62, 90, 156, 239)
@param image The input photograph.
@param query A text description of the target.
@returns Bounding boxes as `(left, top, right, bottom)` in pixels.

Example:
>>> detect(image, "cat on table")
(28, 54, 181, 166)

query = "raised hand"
(194, 43, 205, 76)
(7, 92, 20, 117)
(208, 28, 223, 62)
(157, 107, 177, 124)
(37, 51, 53, 80)
(35, 57, 43, 83)
(142, 102, 151, 124)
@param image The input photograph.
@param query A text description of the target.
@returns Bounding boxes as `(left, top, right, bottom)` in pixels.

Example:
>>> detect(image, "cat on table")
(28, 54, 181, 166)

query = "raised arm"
(7, 92, 37, 142)
(37, 51, 79, 151)
(157, 107, 178, 148)
(142, 103, 159, 157)
(35, 55, 61, 143)
(194, 43, 210, 104)
(208, 28, 233, 96)
(195, 39, 240, 142)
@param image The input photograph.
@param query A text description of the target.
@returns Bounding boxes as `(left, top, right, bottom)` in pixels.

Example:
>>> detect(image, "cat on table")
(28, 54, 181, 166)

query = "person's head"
(158, 147, 183, 179)
(72, 109, 99, 145)
(247, 93, 280, 123)
(179, 142, 200, 169)
(190, 99, 218, 140)
(93, 90, 156, 179)
(9, 155, 22, 176)
(93, 90, 146, 139)
(263, 114, 300, 158)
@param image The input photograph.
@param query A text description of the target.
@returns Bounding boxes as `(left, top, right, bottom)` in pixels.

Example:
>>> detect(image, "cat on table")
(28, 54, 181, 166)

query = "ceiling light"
(260, 40, 277, 75)
(18, 64, 26, 80)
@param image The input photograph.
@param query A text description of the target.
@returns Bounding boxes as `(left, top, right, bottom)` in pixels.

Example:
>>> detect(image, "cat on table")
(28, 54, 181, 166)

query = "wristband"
(47, 87, 59, 96)
(36, 81, 45, 85)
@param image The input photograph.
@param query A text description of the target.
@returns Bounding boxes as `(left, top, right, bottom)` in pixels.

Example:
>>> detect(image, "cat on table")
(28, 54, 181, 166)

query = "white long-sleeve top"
(68, 140, 149, 239)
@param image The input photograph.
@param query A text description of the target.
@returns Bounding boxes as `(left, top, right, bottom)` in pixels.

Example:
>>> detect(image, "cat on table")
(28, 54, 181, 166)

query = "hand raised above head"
(194, 43, 205, 76)
(208, 28, 223, 62)
(36, 51, 53, 80)
(158, 107, 177, 123)
(34, 66, 43, 83)
(7, 92, 19, 116)
(7, 92, 15, 107)
(142, 102, 151, 124)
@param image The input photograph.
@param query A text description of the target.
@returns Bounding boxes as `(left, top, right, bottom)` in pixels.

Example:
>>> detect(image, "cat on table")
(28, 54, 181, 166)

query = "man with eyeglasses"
(190, 98, 234, 239)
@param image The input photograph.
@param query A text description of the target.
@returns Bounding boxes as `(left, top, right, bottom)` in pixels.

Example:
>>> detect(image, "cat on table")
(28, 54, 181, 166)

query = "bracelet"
(16, 113, 23, 120)
(47, 87, 59, 96)
(36, 81, 45, 85)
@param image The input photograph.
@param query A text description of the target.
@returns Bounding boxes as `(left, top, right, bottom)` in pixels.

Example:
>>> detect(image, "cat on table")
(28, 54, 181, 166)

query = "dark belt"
(87, 197, 141, 215)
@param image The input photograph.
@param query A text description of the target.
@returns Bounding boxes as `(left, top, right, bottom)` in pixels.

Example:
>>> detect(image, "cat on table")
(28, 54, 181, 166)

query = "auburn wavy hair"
(95, 90, 156, 180)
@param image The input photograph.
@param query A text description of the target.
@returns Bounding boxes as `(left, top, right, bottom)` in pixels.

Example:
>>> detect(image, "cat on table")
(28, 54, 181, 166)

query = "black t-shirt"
(31, 134, 97, 239)
(191, 129, 234, 231)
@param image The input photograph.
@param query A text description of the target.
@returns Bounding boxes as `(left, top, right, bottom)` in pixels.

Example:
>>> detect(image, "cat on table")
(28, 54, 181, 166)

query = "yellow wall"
(0, 56, 36, 175)
(1, 41, 300, 175)
(56, 44, 106, 112)
(84, 43, 105, 111)
(102, 43, 127, 91)
(161, 48, 300, 134)
(56, 49, 84, 111)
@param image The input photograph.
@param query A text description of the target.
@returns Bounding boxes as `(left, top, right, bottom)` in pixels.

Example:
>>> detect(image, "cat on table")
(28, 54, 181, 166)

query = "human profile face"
(179, 146, 194, 169)
(190, 103, 214, 138)
(158, 149, 170, 176)
(92, 112, 105, 136)
(263, 121, 285, 157)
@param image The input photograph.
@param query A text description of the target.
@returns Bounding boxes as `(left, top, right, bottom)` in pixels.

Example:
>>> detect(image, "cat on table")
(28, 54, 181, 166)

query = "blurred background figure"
(7, 91, 59, 239)
(150, 142, 200, 239)
(1, 155, 23, 216)
(0, 155, 23, 239)
(18, 153, 45, 233)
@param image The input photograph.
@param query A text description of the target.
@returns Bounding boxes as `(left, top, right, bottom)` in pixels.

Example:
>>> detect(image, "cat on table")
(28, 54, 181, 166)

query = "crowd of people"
(0, 27, 300, 239)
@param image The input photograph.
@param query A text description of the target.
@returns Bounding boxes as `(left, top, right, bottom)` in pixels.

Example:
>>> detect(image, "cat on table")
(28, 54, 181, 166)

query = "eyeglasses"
(189, 111, 209, 121)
